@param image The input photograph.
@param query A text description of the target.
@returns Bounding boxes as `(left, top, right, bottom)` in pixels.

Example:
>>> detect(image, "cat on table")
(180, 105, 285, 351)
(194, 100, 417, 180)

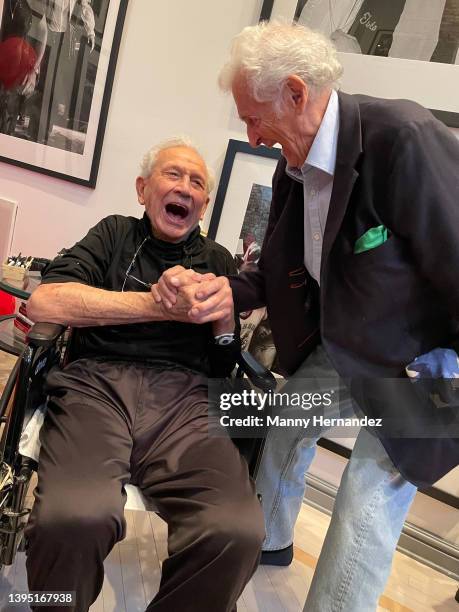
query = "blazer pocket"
(346, 235, 407, 269)
(354, 225, 389, 254)
(288, 266, 307, 288)
(288, 266, 306, 277)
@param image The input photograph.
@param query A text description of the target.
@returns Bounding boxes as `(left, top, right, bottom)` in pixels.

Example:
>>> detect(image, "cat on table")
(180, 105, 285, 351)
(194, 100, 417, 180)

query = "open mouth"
(165, 203, 189, 222)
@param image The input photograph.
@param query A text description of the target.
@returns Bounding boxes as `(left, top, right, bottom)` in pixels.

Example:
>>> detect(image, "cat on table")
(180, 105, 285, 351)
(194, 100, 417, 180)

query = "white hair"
(218, 20, 343, 114)
(139, 137, 215, 193)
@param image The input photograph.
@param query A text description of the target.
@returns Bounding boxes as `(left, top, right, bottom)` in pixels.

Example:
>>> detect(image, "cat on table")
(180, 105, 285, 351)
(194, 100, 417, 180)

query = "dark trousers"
(25, 359, 265, 612)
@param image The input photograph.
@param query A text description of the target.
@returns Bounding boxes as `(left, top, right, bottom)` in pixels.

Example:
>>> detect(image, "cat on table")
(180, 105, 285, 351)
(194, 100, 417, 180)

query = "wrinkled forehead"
(231, 73, 252, 106)
(155, 146, 208, 178)
(231, 74, 272, 118)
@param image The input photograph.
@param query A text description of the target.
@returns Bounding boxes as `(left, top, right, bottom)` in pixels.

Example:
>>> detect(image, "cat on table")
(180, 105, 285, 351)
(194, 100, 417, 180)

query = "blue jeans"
(256, 346, 417, 611)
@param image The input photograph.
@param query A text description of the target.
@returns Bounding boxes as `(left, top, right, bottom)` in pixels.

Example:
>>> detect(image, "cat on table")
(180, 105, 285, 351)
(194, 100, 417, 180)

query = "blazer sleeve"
(387, 117, 459, 318)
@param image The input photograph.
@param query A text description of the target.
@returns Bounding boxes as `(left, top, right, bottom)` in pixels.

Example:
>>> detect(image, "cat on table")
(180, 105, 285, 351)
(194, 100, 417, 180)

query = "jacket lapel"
(320, 92, 362, 284)
(262, 159, 305, 269)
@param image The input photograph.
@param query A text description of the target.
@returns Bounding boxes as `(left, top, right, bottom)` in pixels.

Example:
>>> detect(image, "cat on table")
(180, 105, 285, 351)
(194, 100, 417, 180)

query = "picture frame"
(259, 0, 459, 128)
(0, 0, 129, 187)
(207, 139, 281, 249)
(368, 29, 393, 56)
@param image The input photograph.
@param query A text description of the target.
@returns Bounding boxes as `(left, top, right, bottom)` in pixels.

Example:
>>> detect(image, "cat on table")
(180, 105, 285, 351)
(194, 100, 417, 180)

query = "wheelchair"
(0, 321, 276, 570)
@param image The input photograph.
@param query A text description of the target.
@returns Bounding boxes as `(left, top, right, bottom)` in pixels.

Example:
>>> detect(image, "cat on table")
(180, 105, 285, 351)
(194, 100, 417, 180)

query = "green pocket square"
(354, 225, 388, 254)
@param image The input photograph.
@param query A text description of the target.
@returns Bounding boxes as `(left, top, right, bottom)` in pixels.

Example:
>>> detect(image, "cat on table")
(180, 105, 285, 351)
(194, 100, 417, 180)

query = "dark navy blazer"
(230, 92, 459, 487)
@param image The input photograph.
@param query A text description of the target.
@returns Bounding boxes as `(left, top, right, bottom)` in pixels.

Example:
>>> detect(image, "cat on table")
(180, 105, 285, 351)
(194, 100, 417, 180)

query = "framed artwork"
(259, 0, 459, 127)
(0, 0, 129, 187)
(208, 139, 280, 252)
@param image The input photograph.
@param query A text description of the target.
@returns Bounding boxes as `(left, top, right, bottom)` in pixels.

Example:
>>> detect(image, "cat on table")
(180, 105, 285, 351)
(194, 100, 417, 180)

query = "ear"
(284, 75, 308, 113)
(136, 176, 146, 206)
(200, 197, 210, 220)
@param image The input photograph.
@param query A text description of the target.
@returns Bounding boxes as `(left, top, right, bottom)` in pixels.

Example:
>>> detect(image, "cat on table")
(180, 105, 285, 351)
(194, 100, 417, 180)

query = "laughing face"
(136, 146, 210, 243)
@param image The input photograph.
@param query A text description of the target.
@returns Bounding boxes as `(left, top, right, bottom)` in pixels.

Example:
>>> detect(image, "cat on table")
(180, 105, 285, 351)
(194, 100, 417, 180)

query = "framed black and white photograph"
(0, 0, 128, 186)
(260, 0, 459, 126)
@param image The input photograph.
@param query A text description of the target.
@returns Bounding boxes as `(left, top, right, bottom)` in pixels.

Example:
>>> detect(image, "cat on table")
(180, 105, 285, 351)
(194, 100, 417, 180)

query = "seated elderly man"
(25, 137, 264, 612)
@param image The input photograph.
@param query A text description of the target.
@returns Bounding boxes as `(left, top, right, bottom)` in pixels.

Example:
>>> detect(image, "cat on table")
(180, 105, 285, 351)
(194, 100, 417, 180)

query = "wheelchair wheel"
(0, 461, 33, 566)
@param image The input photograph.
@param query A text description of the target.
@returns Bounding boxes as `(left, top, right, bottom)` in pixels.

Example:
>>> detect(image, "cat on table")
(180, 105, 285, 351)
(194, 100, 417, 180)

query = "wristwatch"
(214, 333, 236, 346)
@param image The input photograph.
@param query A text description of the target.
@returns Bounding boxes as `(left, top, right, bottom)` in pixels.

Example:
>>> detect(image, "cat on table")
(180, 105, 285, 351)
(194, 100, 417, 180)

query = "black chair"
(0, 322, 276, 568)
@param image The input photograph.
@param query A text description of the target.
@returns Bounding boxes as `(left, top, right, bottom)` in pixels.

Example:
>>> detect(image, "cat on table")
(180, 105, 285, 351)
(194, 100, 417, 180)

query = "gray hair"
(139, 137, 215, 194)
(218, 20, 343, 113)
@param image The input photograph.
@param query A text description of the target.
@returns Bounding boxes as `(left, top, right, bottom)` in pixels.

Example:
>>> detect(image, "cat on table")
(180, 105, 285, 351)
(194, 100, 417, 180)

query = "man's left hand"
(188, 276, 234, 325)
(153, 272, 235, 325)
(152, 266, 215, 309)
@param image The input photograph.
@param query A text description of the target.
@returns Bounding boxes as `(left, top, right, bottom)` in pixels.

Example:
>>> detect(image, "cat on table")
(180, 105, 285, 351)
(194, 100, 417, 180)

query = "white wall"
(0, 0, 259, 258)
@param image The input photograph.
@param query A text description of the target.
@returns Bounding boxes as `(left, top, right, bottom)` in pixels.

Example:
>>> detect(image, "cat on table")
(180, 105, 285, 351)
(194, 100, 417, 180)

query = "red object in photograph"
(0, 290, 15, 315)
(0, 36, 37, 90)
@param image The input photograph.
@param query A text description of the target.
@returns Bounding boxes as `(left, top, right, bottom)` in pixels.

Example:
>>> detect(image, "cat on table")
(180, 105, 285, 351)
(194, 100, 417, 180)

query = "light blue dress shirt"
(286, 89, 340, 284)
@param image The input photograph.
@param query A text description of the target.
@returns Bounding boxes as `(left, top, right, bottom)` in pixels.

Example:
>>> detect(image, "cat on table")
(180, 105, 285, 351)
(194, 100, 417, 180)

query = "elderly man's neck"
(293, 87, 333, 168)
(150, 223, 199, 244)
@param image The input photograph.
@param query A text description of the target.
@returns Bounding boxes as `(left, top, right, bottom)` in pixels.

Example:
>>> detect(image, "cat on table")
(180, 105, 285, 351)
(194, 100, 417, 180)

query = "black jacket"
(230, 92, 459, 487)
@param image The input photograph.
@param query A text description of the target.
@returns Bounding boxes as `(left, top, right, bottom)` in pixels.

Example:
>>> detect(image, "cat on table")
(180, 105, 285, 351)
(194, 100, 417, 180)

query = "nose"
(174, 175, 192, 197)
(247, 124, 261, 148)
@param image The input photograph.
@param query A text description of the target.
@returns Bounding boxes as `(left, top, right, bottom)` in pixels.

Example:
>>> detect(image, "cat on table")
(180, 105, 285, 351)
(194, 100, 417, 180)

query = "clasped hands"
(151, 265, 235, 334)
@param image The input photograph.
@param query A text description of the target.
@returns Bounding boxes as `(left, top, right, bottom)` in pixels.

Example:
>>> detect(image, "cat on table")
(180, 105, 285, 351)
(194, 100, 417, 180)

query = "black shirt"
(41, 214, 239, 377)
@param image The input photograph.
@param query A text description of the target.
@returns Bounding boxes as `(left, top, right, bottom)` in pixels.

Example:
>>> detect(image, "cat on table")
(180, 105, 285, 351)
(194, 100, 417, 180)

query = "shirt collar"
(286, 89, 339, 181)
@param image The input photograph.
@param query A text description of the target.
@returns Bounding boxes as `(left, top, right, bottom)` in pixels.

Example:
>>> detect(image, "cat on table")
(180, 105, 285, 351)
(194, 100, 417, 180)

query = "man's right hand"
(152, 266, 216, 309)
(152, 266, 235, 325)
(20, 69, 38, 97)
(155, 287, 198, 322)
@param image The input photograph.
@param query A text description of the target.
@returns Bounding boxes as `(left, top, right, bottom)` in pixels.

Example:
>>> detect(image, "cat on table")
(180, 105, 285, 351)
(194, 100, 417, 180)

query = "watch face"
(218, 336, 234, 346)
(216, 334, 235, 346)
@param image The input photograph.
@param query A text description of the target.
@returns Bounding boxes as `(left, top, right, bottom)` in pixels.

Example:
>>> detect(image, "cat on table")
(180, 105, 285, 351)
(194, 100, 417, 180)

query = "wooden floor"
(0, 503, 457, 612)
(0, 350, 458, 611)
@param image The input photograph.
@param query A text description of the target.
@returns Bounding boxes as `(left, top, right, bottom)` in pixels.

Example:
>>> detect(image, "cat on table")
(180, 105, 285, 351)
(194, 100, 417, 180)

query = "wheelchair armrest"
(236, 351, 277, 393)
(27, 322, 67, 348)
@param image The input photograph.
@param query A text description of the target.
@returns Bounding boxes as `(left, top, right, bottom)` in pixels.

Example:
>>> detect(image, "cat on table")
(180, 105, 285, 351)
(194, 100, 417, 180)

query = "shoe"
(260, 543, 293, 566)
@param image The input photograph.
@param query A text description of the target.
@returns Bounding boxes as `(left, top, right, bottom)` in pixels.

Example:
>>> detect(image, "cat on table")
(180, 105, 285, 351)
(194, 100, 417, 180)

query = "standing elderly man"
(155, 21, 459, 611)
(25, 137, 264, 612)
